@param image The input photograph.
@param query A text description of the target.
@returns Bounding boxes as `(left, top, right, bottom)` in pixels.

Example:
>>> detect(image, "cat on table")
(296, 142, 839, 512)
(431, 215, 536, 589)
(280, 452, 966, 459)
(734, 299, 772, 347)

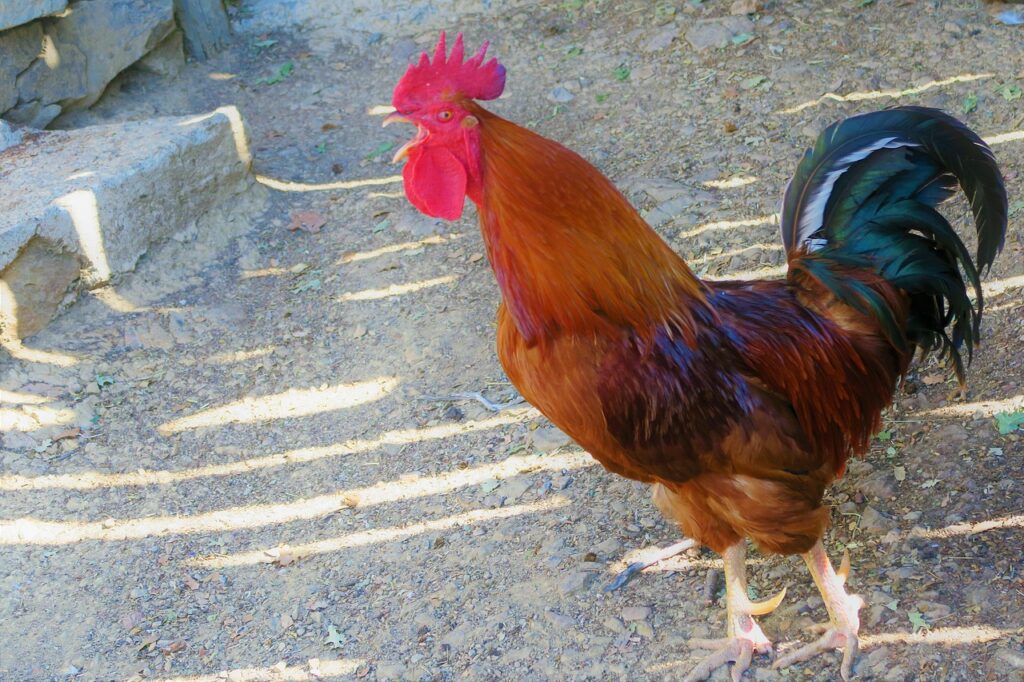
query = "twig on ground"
(419, 391, 525, 412)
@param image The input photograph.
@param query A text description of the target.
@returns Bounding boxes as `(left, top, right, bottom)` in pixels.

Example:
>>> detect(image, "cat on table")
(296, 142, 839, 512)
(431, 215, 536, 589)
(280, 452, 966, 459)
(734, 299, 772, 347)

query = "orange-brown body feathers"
(475, 105, 908, 555)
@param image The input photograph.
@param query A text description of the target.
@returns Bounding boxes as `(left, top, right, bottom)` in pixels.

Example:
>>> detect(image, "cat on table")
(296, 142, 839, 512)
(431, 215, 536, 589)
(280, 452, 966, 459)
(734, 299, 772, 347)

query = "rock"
(932, 423, 969, 450)
(558, 571, 595, 596)
(502, 477, 532, 502)
(620, 606, 651, 621)
(0, 237, 81, 339)
(646, 194, 705, 226)
(685, 16, 755, 51)
(550, 475, 572, 490)
(0, 107, 257, 339)
(547, 86, 574, 103)
(730, 0, 760, 14)
(376, 661, 406, 680)
(12, 0, 175, 123)
(858, 470, 898, 500)
(603, 617, 626, 634)
(915, 601, 951, 621)
(846, 459, 874, 477)
(859, 506, 896, 534)
(440, 623, 473, 650)
(544, 610, 574, 629)
(0, 22, 44, 112)
(136, 28, 185, 78)
(630, 176, 688, 203)
(884, 665, 909, 682)
(992, 647, 1024, 671)
(634, 621, 655, 638)
(642, 24, 679, 52)
(0, 1, 67, 32)
(528, 426, 572, 453)
(1, 431, 38, 451)
(593, 538, 621, 557)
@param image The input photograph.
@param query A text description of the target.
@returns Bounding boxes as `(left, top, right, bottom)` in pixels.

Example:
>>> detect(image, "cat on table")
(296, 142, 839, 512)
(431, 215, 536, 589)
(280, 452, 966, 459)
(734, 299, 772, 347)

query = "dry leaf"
(288, 211, 327, 233)
(52, 427, 82, 441)
(922, 373, 945, 385)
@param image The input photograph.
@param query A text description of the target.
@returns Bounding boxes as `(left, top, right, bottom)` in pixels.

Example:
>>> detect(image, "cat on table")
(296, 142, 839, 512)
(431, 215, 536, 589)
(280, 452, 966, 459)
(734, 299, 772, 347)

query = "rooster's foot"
(683, 629, 773, 682)
(682, 541, 787, 681)
(774, 624, 860, 680)
(774, 541, 862, 680)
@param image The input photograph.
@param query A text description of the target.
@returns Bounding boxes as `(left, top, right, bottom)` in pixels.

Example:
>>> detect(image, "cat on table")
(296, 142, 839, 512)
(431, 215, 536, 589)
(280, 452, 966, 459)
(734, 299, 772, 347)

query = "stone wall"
(0, 0, 224, 129)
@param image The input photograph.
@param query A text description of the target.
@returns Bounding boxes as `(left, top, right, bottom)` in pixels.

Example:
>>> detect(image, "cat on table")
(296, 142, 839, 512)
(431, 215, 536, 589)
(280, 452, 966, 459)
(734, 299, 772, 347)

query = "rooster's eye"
(437, 110, 453, 122)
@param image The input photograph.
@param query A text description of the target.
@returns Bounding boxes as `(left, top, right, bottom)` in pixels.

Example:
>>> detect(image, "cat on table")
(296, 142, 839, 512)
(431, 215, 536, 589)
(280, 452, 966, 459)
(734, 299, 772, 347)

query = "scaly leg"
(683, 542, 787, 682)
(774, 541, 862, 680)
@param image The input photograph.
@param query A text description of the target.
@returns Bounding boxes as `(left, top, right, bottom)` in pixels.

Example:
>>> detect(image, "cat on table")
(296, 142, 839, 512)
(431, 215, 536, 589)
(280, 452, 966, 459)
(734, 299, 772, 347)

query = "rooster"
(385, 33, 1007, 680)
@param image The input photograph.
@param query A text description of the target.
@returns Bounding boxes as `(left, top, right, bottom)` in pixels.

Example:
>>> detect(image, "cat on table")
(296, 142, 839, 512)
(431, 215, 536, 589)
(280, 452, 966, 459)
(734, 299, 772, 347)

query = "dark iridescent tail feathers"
(780, 106, 1008, 380)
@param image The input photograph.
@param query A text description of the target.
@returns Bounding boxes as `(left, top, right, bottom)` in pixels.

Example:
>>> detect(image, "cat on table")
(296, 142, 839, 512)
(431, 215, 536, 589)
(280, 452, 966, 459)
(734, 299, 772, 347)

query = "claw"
(837, 550, 851, 585)
(774, 627, 860, 681)
(683, 637, 760, 682)
(745, 586, 787, 616)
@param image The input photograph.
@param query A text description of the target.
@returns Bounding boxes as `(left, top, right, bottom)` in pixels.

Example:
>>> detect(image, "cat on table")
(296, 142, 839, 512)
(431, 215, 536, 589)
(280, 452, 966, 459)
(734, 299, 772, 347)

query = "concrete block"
(0, 106, 256, 340)
(0, 0, 67, 32)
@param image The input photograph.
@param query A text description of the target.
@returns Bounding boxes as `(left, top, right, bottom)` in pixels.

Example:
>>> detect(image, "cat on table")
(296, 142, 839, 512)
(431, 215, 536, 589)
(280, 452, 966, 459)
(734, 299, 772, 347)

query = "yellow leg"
(774, 540, 862, 680)
(683, 542, 787, 682)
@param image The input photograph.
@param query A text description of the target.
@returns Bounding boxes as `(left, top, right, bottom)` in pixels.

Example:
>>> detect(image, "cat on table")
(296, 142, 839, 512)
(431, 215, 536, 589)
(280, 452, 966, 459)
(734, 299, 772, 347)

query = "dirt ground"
(2, 1, 1023, 680)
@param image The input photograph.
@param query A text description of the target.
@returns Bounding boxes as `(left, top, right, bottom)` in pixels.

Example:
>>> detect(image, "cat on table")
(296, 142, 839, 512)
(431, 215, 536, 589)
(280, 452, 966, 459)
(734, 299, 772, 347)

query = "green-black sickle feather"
(780, 106, 1008, 382)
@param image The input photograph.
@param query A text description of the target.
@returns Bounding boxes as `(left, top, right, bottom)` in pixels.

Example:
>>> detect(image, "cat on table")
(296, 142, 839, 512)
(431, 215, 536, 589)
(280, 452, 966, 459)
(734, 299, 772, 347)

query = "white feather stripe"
(797, 138, 920, 250)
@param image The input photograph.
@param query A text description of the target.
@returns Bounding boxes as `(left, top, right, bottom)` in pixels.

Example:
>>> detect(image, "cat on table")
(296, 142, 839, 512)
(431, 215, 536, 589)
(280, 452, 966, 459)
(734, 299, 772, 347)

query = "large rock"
(0, 22, 44, 113)
(0, 120, 24, 152)
(0, 107, 257, 339)
(6, 0, 175, 127)
(0, 0, 67, 32)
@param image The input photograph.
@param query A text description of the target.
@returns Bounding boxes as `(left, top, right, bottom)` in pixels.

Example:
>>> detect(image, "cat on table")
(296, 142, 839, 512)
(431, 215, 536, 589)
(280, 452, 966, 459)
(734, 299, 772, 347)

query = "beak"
(383, 114, 427, 164)
(382, 112, 410, 127)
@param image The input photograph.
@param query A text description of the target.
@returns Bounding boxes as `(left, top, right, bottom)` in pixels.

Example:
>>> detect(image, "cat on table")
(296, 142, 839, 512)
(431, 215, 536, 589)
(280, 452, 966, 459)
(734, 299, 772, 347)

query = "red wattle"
(403, 146, 468, 220)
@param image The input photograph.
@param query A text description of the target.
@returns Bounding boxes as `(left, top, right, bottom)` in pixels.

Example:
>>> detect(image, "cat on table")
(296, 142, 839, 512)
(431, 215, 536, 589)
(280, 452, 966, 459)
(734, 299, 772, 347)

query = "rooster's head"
(384, 32, 505, 220)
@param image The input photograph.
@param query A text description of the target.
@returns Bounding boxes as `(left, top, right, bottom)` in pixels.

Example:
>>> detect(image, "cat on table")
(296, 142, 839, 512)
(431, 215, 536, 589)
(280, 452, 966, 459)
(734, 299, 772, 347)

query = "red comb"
(392, 32, 506, 111)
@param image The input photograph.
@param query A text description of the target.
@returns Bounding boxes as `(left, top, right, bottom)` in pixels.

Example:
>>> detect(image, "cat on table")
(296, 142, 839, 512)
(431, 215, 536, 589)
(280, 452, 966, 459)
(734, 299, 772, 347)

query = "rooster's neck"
(469, 105, 707, 345)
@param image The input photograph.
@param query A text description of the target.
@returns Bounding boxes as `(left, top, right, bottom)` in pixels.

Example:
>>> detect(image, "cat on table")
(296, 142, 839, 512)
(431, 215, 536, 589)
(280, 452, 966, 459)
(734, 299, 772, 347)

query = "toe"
(730, 639, 753, 682)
